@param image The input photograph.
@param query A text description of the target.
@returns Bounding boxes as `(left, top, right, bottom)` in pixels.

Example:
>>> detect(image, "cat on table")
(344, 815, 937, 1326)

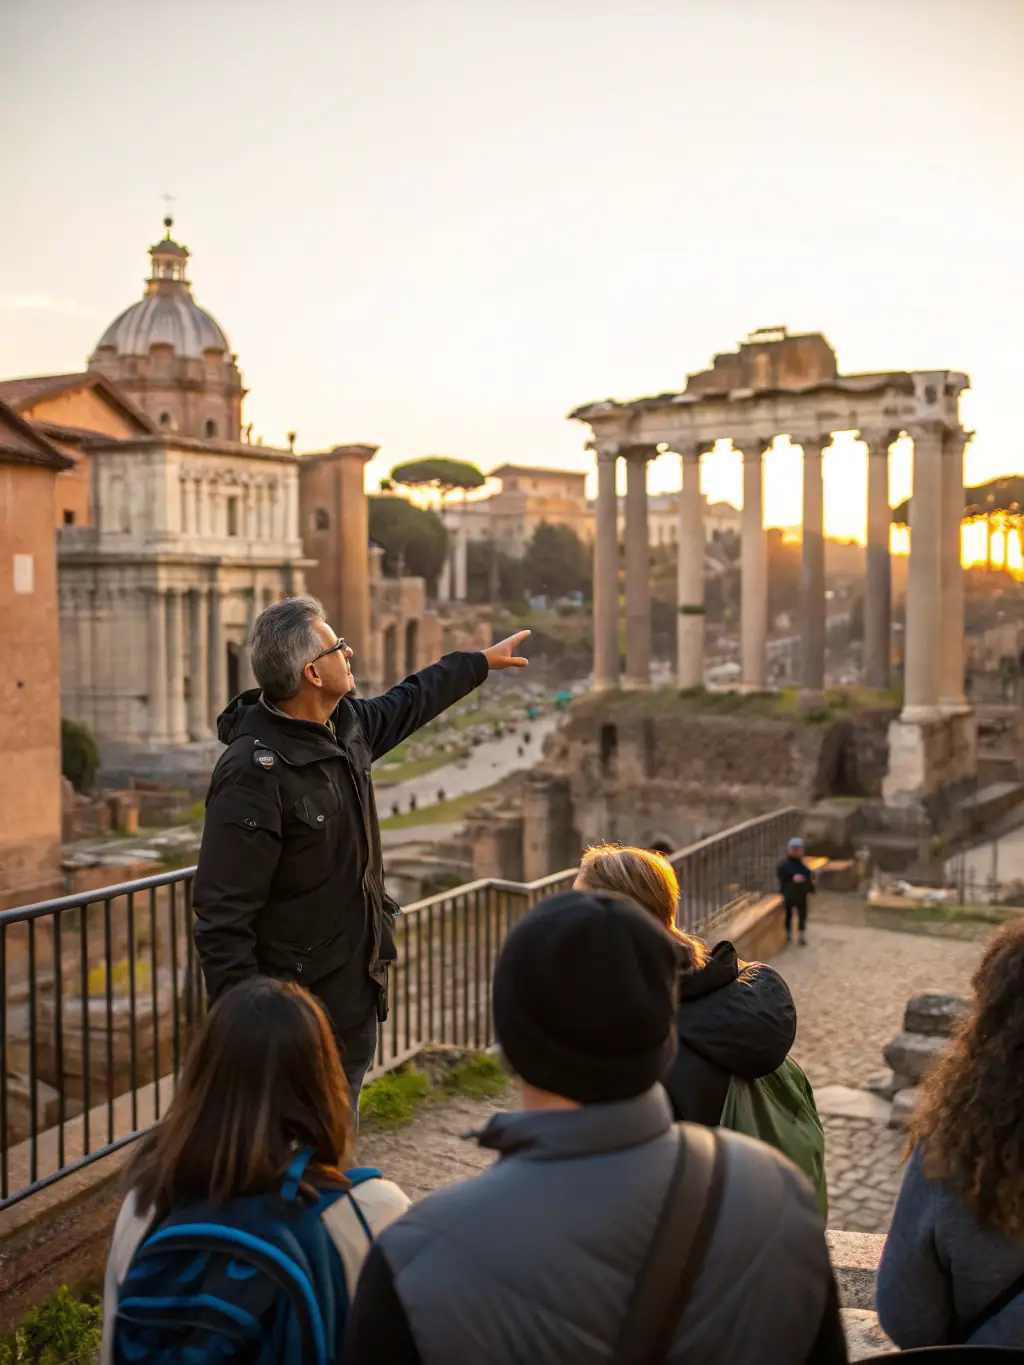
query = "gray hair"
(249, 595, 326, 701)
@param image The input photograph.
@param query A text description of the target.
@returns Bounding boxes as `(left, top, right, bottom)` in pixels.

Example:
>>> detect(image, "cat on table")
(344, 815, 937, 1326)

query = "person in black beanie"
(346, 891, 847, 1365)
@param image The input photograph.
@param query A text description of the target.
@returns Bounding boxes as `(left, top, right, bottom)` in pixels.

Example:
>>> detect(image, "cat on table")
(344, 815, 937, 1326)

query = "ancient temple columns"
(240, 590, 258, 691)
(902, 422, 945, 720)
(624, 447, 654, 688)
(939, 428, 969, 710)
(864, 431, 896, 690)
(799, 435, 827, 698)
(740, 441, 769, 689)
(208, 586, 226, 726)
(188, 589, 209, 740)
(148, 589, 169, 745)
(167, 590, 189, 744)
(676, 444, 707, 689)
(593, 447, 620, 690)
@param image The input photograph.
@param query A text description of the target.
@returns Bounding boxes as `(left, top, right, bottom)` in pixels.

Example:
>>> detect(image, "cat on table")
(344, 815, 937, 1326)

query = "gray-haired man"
(192, 595, 529, 1107)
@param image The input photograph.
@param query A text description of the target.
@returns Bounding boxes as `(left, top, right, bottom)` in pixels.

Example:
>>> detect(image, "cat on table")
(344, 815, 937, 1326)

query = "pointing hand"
(483, 631, 531, 670)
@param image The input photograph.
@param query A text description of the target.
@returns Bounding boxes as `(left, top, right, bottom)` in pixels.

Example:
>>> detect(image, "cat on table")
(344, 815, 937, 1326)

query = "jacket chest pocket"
(286, 785, 342, 877)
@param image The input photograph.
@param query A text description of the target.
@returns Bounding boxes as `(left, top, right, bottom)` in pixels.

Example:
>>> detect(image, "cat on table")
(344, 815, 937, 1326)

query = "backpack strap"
(281, 1148, 314, 1202)
(610, 1124, 726, 1365)
(344, 1168, 384, 1246)
(951, 1265, 1024, 1344)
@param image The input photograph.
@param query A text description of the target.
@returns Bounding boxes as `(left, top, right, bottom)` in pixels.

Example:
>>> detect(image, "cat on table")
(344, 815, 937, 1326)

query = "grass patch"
(0, 1285, 102, 1365)
(444, 1053, 509, 1100)
(374, 749, 467, 788)
(379, 782, 504, 831)
(359, 1066, 430, 1128)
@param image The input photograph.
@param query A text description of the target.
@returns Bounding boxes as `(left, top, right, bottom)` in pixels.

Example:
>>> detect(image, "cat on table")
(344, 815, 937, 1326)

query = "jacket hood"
(474, 1085, 673, 1161)
(675, 941, 797, 1082)
(216, 690, 356, 762)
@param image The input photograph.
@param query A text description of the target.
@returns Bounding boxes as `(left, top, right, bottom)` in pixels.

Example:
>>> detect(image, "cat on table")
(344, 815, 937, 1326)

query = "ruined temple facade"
(571, 327, 975, 809)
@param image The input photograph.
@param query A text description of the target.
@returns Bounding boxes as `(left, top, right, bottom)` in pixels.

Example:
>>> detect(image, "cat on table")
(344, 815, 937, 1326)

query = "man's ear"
(305, 662, 322, 690)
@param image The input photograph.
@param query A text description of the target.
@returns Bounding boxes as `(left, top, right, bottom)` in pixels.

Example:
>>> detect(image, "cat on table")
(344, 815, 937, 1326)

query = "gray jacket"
(374, 1086, 844, 1365)
(877, 1145, 1024, 1347)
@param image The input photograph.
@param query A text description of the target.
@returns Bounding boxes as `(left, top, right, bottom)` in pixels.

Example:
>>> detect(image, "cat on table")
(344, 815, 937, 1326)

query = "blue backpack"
(113, 1150, 381, 1365)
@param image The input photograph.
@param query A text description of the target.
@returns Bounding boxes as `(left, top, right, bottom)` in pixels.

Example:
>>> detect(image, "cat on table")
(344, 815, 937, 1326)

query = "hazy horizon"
(2, 0, 1022, 543)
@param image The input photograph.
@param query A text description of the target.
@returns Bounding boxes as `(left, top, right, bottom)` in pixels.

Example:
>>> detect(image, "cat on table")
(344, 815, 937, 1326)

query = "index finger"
(506, 630, 532, 648)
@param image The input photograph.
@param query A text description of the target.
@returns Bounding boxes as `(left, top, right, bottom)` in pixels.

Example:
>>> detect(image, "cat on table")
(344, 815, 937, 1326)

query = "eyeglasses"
(311, 637, 346, 664)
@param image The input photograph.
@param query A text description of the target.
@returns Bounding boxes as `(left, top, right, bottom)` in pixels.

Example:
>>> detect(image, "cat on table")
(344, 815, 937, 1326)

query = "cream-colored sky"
(1, 0, 1021, 541)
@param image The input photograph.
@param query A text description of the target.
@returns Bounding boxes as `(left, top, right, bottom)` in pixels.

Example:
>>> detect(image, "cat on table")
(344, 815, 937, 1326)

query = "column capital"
(677, 439, 714, 462)
(861, 428, 901, 456)
(907, 419, 947, 444)
(594, 442, 621, 464)
(740, 438, 772, 463)
(943, 426, 974, 453)
(792, 434, 829, 458)
(622, 443, 659, 463)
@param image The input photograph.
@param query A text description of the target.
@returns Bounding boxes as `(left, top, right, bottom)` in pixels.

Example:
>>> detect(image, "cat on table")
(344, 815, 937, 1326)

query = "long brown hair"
(126, 977, 354, 1222)
(908, 918, 1024, 1236)
(575, 844, 709, 969)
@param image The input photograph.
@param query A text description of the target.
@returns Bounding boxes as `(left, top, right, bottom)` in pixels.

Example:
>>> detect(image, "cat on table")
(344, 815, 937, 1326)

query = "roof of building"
(0, 400, 74, 471)
(0, 371, 156, 433)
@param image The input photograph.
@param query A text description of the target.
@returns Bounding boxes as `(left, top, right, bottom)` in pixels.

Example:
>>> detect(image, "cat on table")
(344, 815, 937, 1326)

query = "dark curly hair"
(908, 918, 1024, 1236)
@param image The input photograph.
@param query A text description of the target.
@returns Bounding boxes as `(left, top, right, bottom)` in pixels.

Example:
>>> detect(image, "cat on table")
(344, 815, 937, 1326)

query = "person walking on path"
(575, 844, 797, 1127)
(192, 595, 529, 1107)
(777, 836, 815, 945)
(876, 919, 1024, 1348)
(102, 977, 409, 1365)
(345, 891, 846, 1365)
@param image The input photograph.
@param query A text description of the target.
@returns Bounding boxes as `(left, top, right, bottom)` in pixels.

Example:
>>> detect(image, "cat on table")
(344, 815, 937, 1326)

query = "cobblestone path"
(361, 914, 986, 1237)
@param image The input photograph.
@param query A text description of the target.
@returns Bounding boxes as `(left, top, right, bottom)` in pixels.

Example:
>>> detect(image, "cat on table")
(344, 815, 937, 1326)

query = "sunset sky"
(1, 0, 1022, 542)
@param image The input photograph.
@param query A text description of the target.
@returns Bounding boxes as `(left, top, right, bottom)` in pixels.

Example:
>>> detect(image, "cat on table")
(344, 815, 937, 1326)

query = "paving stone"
(889, 1085, 922, 1130)
(815, 1085, 892, 1122)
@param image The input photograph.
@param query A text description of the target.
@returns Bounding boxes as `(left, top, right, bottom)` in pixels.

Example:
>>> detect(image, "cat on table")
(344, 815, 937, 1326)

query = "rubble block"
(3, 1073, 61, 1146)
(903, 993, 968, 1038)
(889, 1085, 921, 1130)
(883, 1032, 948, 1084)
(864, 1069, 911, 1101)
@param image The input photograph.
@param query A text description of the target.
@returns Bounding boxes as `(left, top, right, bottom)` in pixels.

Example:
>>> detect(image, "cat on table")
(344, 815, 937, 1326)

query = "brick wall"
(0, 463, 63, 903)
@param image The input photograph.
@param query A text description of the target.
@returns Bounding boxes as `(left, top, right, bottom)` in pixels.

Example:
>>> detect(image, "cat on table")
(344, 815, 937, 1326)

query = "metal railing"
(0, 806, 796, 1212)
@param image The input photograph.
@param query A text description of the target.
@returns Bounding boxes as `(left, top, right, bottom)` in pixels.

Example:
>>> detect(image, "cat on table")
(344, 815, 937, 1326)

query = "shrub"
(87, 957, 152, 997)
(61, 719, 100, 794)
(0, 1286, 102, 1365)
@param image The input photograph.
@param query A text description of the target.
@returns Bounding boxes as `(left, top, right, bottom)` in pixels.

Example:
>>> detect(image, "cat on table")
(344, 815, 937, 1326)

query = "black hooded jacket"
(192, 652, 488, 1034)
(661, 941, 797, 1126)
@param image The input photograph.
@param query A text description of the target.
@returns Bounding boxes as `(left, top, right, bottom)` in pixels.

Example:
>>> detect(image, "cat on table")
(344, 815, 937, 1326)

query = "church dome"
(91, 219, 231, 361)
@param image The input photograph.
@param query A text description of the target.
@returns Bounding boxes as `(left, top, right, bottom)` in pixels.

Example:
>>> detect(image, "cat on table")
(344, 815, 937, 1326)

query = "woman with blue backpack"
(100, 976, 409, 1365)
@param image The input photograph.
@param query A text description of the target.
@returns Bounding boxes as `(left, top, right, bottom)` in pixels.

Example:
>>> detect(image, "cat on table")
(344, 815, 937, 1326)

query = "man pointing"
(193, 595, 530, 1106)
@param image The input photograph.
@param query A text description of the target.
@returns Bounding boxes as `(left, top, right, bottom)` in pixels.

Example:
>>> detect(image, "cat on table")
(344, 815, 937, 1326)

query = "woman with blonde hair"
(575, 843, 796, 1127)
(877, 919, 1024, 1347)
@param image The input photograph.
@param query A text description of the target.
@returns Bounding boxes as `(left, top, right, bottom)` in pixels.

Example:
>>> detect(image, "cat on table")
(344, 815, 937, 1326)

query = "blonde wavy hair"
(574, 844, 708, 969)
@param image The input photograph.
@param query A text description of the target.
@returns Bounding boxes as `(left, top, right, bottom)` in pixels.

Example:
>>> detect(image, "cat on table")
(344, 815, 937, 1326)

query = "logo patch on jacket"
(254, 749, 275, 769)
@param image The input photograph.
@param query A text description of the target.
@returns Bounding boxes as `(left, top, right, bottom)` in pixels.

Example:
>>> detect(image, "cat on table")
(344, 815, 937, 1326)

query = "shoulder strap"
(952, 1264, 1024, 1344)
(281, 1148, 314, 1201)
(610, 1124, 726, 1365)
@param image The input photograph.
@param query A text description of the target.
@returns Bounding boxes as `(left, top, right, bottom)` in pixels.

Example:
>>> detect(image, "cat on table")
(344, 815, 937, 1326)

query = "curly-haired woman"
(876, 919, 1024, 1347)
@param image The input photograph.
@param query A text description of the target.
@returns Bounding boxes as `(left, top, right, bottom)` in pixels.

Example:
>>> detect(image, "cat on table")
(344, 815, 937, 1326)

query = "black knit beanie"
(492, 891, 678, 1104)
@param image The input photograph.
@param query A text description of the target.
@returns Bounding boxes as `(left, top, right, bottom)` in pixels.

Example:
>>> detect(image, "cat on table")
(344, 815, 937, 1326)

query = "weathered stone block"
(889, 1085, 921, 1129)
(883, 1032, 947, 1083)
(864, 1068, 910, 1101)
(903, 993, 968, 1038)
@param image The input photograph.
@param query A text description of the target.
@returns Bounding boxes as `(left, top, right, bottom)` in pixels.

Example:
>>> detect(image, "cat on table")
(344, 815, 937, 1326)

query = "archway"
(383, 624, 398, 688)
(404, 618, 419, 675)
(646, 834, 675, 856)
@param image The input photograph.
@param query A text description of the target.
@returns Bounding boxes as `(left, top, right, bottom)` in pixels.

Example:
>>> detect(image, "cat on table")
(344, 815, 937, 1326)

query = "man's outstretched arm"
(350, 631, 531, 762)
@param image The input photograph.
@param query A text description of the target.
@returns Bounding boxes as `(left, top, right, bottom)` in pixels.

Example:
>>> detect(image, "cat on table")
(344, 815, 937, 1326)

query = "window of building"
(314, 507, 330, 532)
(226, 496, 239, 537)
(205, 419, 217, 438)
(159, 411, 171, 427)
(63, 509, 75, 526)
